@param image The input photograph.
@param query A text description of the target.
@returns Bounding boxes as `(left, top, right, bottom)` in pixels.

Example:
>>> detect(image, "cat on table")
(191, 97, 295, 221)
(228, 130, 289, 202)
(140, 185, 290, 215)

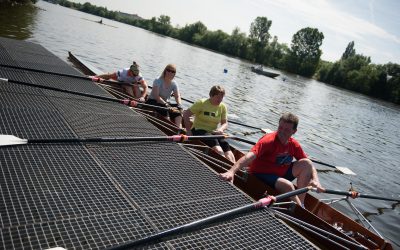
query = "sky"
(70, 0, 400, 64)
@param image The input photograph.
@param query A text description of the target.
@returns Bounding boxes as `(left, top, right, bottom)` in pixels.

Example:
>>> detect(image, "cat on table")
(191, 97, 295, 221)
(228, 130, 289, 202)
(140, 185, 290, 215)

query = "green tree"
(220, 27, 249, 58)
(178, 21, 207, 43)
(194, 30, 229, 51)
(248, 16, 272, 63)
(157, 15, 171, 26)
(249, 16, 272, 44)
(341, 41, 355, 60)
(286, 27, 324, 76)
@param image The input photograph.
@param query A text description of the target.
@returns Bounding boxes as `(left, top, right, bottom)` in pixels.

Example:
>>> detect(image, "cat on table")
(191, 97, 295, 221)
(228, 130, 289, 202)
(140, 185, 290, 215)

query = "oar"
(0, 134, 232, 147)
(0, 78, 173, 112)
(228, 136, 355, 175)
(106, 186, 312, 250)
(312, 188, 400, 202)
(309, 158, 356, 175)
(0, 63, 118, 85)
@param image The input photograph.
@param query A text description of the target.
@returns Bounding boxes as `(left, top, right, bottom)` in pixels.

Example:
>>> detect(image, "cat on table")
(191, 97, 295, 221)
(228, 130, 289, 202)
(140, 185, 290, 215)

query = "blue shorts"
(254, 163, 295, 189)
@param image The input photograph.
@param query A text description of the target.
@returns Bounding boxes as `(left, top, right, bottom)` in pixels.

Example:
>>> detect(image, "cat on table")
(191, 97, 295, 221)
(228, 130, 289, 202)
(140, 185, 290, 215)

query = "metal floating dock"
(0, 37, 317, 249)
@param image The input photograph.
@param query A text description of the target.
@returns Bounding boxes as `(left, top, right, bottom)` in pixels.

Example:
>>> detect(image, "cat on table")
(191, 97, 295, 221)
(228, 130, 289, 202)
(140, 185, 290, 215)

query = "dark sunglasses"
(166, 69, 176, 74)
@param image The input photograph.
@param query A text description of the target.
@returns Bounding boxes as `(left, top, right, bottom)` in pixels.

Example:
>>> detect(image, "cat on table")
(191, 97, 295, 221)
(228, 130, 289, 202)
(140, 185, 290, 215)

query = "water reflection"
(0, 3, 38, 40)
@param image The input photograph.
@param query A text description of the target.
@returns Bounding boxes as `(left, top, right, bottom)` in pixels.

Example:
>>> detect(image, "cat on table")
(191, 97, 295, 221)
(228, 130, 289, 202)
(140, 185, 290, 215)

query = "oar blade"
(0, 135, 28, 147)
(336, 166, 356, 176)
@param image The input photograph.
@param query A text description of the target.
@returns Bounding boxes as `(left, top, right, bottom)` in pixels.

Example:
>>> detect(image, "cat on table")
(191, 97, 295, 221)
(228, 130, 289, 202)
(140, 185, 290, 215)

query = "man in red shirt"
(220, 112, 323, 206)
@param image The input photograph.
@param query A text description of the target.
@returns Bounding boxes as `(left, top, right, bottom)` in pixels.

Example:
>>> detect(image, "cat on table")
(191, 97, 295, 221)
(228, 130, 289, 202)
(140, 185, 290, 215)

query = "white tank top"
(117, 68, 144, 85)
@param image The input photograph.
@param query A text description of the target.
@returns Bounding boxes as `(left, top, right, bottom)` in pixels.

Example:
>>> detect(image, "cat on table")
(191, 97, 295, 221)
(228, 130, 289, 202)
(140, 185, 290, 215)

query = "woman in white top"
(96, 62, 148, 102)
(146, 64, 183, 128)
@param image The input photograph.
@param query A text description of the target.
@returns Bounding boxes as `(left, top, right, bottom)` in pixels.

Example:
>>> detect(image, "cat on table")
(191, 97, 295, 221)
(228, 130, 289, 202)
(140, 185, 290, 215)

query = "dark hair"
(279, 112, 299, 130)
(209, 85, 225, 97)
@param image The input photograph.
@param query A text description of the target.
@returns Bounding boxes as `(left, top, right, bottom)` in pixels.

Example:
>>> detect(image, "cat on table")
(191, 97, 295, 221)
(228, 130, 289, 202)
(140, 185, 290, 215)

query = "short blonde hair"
(209, 85, 225, 97)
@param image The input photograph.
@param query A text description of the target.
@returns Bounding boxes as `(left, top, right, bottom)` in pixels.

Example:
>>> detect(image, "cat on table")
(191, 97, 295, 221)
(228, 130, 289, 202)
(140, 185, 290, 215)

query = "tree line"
(44, 0, 400, 104)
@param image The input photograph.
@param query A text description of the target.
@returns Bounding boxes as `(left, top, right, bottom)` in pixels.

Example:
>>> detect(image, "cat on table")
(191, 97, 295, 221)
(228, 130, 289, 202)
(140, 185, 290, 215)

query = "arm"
(96, 72, 117, 81)
(183, 109, 194, 136)
(151, 85, 166, 104)
(219, 152, 256, 182)
(213, 119, 228, 135)
(310, 164, 323, 191)
(139, 79, 148, 99)
(173, 88, 182, 106)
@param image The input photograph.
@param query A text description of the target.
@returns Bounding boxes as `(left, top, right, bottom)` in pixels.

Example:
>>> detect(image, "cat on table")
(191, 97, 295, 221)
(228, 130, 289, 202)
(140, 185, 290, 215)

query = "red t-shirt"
(248, 132, 307, 176)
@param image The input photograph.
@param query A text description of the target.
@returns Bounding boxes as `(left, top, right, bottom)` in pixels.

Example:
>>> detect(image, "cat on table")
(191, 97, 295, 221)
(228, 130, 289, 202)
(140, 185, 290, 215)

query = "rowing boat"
(251, 66, 280, 78)
(69, 52, 394, 249)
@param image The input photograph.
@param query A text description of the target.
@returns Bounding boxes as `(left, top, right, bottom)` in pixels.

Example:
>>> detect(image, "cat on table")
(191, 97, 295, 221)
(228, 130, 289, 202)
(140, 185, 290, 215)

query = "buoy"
(223, 69, 228, 73)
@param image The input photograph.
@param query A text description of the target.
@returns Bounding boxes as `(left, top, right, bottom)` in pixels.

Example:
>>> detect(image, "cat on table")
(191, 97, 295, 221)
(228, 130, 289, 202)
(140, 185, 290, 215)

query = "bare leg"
(133, 85, 141, 98)
(292, 158, 316, 204)
(224, 150, 236, 163)
(212, 146, 224, 156)
(174, 116, 183, 129)
(124, 85, 134, 96)
(275, 178, 301, 206)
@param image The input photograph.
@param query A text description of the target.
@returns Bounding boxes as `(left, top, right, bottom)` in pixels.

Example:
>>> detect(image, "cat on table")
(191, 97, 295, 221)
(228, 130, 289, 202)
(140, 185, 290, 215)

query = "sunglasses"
(166, 69, 176, 74)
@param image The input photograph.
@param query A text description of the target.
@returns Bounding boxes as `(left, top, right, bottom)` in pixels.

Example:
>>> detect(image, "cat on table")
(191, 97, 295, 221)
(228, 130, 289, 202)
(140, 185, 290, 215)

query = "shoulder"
(197, 98, 207, 104)
(137, 73, 144, 81)
(153, 78, 162, 85)
(190, 98, 207, 109)
(288, 137, 303, 149)
(219, 102, 227, 113)
(258, 132, 277, 144)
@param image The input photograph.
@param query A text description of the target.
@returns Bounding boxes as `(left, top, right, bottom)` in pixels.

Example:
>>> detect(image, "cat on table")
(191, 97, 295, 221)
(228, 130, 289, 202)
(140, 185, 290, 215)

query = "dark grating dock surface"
(0, 37, 317, 249)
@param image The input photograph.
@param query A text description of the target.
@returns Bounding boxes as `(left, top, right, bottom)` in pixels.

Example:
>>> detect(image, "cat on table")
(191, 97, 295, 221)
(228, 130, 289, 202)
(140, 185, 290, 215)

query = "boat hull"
(251, 66, 280, 78)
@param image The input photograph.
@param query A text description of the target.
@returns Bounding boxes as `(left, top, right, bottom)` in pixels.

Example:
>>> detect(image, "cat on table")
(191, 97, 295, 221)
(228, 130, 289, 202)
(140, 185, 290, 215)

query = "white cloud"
(257, 0, 399, 44)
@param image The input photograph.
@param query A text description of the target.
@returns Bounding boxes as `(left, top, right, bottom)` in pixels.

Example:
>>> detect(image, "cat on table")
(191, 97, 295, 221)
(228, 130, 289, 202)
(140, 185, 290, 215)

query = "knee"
(275, 178, 295, 191)
(298, 158, 313, 168)
(213, 146, 224, 155)
(294, 158, 314, 175)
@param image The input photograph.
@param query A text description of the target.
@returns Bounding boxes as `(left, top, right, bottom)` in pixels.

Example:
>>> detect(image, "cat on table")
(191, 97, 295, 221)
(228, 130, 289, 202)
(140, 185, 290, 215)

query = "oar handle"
(275, 186, 311, 202)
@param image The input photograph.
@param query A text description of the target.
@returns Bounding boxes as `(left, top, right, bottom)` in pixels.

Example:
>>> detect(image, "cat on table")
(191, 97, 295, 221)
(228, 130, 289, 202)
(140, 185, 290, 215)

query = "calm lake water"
(1, 1, 399, 247)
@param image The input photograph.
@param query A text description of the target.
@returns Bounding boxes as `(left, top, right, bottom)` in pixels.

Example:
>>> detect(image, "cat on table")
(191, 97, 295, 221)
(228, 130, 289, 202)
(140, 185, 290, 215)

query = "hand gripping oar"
(312, 188, 400, 202)
(228, 137, 355, 175)
(0, 134, 233, 147)
(106, 186, 312, 250)
(0, 78, 172, 112)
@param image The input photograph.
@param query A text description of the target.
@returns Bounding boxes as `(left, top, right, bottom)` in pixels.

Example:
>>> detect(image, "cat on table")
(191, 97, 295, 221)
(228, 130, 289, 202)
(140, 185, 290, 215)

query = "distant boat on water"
(251, 66, 280, 78)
